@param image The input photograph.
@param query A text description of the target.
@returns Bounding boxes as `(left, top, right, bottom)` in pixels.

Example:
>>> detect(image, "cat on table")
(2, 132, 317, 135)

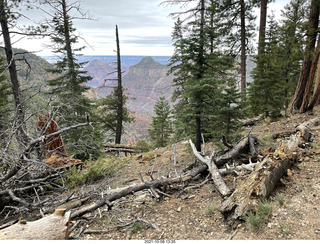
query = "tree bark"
(258, 0, 267, 56)
(287, 0, 320, 114)
(307, 46, 320, 111)
(240, 0, 246, 97)
(0, 0, 29, 149)
(0, 209, 71, 240)
(300, 36, 320, 113)
(220, 117, 320, 226)
(115, 25, 123, 144)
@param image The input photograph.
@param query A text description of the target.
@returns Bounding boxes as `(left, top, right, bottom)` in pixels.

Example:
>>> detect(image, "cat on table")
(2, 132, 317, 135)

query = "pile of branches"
(0, 113, 93, 222)
(1, 117, 319, 239)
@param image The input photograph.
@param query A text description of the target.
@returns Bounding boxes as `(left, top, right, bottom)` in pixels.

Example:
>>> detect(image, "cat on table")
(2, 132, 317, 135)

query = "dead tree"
(220, 117, 320, 226)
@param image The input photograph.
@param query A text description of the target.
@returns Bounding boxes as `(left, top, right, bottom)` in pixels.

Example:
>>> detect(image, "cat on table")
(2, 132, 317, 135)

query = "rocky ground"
(68, 106, 320, 240)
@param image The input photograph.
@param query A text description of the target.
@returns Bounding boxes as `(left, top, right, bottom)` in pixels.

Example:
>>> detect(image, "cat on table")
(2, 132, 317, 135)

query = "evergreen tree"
(248, 14, 284, 118)
(168, 0, 243, 147)
(148, 96, 173, 148)
(44, 0, 102, 159)
(279, 0, 308, 109)
(96, 88, 133, 143)
(248, 1, 308, 117)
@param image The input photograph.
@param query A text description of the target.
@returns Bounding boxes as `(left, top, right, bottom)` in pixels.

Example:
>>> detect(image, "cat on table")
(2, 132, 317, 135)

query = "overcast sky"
(12, 0, 291, 57)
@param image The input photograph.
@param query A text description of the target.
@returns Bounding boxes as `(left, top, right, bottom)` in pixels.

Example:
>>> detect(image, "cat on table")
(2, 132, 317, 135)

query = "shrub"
(134, 140, 150, 153)
(278, 222, 292, 235)
(246, 211, 262, 230)
(274, 193, 285, 206)
(257, 199, 273, 219)
(65, 157, 125, 189)
(203, 202, 219, 217)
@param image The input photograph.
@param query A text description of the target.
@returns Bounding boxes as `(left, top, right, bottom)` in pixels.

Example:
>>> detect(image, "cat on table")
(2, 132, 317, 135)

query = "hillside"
(70, 106, 320, 240)
(2, 105, 319, 240)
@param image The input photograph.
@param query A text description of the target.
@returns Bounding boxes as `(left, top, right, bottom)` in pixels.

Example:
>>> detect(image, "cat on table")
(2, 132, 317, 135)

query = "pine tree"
(279, 0, 308, 109)
(96, 88, 133, 143)
(168, 0, 243, 146)
(44, 0, 102, 159)
(149, 96, 173, 148)
(248, 14, 285, 118)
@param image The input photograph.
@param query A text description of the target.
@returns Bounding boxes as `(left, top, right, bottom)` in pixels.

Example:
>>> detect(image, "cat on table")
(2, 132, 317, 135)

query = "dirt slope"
(72, 106, 320, 240)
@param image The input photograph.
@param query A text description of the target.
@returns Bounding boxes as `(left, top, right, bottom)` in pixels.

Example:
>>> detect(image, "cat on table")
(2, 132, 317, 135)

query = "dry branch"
(220, 117, 320, 226)
(71, 164, 208, 219)
(189, 139, 231, 196)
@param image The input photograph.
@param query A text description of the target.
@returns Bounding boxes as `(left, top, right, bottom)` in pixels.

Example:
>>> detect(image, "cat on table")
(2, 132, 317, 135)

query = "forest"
(1, 0, 320, 240)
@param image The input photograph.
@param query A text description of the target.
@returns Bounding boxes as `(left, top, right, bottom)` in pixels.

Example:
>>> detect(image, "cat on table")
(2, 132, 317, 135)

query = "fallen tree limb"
(214, 136, 250, 167)
(0, 209, 71, 240)
(71, 164, 209, 219)
(220, 117, 320, 226)
(189, 139, 231, 196)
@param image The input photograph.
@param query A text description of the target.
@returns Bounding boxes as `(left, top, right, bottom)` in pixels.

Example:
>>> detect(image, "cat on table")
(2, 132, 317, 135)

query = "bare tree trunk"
(195, 0, 205, 152)
(287, 0, 320, 114)
(240, 0, 246, 97)
(0, 0, 29, 149)
(299, 36, 320, 113)
(115, 25, 123, 144)
(61, 0, 76, 89)
(258, 0, 267, 56)
(307, 55, 320, 111)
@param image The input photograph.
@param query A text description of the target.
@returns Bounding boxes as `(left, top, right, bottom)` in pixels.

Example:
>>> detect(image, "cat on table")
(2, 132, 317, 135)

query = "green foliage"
(134, 140, 150, 153)
(248, 1, 307, 117)
(168, 4, 245, 146)
(148, 96, 173, 148)
(127, 221, 147, 234)
(278, 222, 292, 236)
(203, 202, 220, 217)
(65, 157, 125, 189)
(274, 193, 285, 206)
(96, 88, 133, 142)
(246, 211, 262, 231)
(44, 1, 103, 160)
(257, 199, 273, 219)
(246, 199, 273, 231)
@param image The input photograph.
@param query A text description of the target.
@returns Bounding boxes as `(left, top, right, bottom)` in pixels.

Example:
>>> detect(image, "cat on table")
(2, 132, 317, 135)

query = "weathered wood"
(0, 209, 71, 240)
(214, 137, 250, 167)
(71, 164, 209, 219)
(220, 117, 320, 226)
(189, 139, 231, 196)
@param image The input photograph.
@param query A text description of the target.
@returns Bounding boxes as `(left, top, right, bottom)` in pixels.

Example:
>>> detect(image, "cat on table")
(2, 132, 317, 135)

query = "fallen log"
(71, 164, 209, 219)
(220, 117, 320, 226)
(0, 209, 71, 240)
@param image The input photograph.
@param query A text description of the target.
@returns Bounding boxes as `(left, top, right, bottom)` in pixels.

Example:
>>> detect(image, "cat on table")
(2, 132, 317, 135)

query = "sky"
(12, 0, 291, 57)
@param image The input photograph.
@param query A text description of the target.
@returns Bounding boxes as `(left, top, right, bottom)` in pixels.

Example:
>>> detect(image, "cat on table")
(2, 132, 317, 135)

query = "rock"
(177, 206, 182, 212)
(267, 223, 272, 228)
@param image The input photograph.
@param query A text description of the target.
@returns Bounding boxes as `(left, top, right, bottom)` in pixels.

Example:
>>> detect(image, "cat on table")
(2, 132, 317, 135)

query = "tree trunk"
(240, 0, 246, 97)
(307, 44, 320, 111)
(0, 209, 71, 240)
(195, 0, 205, 152)
(220, 117, 320, 226)
(258, 0, 267, 56)
(287, 0, 320, 114)
(0, 0, 29, 149)
(115, 25, 123, 144)
(61, 0, 76, 88)
(299, 35, 320, 113)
